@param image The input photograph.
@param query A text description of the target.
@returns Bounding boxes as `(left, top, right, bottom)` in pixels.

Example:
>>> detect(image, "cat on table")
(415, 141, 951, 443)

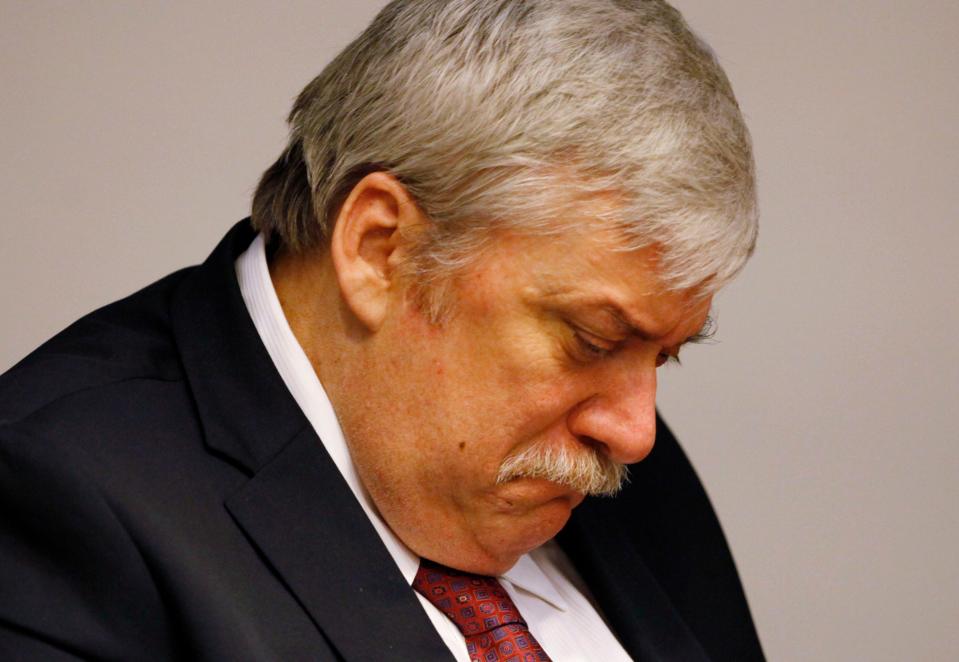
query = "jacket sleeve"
(0, 425, 178, 661)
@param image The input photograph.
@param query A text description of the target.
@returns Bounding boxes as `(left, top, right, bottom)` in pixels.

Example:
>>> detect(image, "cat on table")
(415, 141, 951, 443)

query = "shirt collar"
(503, 547, 569, 611)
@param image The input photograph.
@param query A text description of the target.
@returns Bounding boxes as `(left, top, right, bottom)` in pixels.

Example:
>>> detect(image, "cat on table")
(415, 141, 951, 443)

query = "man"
(0, 0, 763, 660)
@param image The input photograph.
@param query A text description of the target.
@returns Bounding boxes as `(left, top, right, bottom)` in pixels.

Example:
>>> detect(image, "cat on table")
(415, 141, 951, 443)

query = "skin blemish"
(459, 442, 466, 451)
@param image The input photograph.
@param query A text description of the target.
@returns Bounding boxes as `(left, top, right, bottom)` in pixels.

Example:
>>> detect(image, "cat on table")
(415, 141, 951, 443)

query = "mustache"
(495, 441, 629, 497)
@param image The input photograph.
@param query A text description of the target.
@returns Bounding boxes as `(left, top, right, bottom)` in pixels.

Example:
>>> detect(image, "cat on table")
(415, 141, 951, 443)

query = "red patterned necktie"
(413, 558, 552, 662)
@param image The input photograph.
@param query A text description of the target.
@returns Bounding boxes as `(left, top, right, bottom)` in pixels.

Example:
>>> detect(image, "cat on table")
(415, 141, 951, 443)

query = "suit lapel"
(171, 221, 453, 661)
(564, 415, 765, 662)
(558, 497, 710, 662)
(225, 428, 454, 661)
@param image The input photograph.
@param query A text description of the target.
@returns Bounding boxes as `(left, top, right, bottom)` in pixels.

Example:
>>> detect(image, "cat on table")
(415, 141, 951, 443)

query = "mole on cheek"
(459, 442, 466, 451)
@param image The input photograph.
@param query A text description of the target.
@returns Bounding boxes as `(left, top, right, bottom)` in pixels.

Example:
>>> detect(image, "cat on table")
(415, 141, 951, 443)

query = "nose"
(566, 363, 658, 465)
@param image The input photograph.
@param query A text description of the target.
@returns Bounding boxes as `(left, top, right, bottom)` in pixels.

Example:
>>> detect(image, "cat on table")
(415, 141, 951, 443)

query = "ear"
(329, 171, 423, 331)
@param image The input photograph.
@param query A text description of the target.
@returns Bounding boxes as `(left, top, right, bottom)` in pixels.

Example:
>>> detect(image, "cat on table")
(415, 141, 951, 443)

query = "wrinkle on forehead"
(527, 238, 712, 339)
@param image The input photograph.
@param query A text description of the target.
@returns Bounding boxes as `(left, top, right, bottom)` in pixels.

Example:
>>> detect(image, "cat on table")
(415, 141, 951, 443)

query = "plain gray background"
(2, 2, 957, 660)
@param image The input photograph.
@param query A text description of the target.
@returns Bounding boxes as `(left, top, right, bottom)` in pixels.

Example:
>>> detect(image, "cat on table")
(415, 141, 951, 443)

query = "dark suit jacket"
(0, 220, 764, 661)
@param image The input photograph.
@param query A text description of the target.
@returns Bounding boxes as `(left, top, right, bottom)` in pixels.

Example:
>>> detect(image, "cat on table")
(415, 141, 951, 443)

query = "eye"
(569, 326, 616, 362)
(577, 334, 610, 357)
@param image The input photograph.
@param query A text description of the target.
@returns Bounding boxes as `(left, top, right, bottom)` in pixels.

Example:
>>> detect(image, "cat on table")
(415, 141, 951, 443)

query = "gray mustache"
(496, 442, 629, 497)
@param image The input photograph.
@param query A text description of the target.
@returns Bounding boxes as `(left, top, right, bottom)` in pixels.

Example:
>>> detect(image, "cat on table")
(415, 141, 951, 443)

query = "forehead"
(474, 229, 712, 343)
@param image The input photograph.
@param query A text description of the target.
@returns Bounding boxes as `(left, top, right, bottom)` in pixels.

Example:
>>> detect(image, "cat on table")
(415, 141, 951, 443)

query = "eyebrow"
(538, 286, 717, 348)
(603, 304, 717, 348)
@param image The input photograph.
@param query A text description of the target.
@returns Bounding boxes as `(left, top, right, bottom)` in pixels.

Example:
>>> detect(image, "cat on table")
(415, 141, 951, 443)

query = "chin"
(493, 499, 575, 566)
(438, 483, 585, 575)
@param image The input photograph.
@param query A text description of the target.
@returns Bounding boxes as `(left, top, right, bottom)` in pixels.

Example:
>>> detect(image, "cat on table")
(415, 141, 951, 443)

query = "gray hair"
(252, 0, 757, 313)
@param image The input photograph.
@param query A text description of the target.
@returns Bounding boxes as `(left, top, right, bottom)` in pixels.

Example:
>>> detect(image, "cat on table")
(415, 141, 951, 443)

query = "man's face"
(338, 226, 713, 575)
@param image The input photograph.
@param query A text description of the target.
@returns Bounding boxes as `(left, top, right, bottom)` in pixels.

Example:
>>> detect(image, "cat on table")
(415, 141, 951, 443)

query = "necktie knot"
(414, 559, 551, 661)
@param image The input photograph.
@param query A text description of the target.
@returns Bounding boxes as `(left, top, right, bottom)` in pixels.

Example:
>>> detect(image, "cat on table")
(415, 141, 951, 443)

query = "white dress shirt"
(236, 233, 632, 661)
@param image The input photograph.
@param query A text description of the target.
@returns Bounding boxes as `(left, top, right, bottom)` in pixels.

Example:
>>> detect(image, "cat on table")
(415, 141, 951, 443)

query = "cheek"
(390, 286, 580, 452)
(424, 371, 575, 482)
(449, 338, 581, 452)
(495, 338, 581, 418)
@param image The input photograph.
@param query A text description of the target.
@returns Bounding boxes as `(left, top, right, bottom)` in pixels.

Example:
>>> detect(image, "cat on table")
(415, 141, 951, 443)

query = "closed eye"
(571, 327, 684, 369)
(569, 326, 617, 362)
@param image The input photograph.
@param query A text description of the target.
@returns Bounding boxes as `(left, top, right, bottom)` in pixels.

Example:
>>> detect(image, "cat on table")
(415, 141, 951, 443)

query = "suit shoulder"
(0, 402, 181, 659)
(0, 266, 194, 427)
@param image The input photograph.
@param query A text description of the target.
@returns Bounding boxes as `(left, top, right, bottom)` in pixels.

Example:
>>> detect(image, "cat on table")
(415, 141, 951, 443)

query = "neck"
(268, 247, 350, 386)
